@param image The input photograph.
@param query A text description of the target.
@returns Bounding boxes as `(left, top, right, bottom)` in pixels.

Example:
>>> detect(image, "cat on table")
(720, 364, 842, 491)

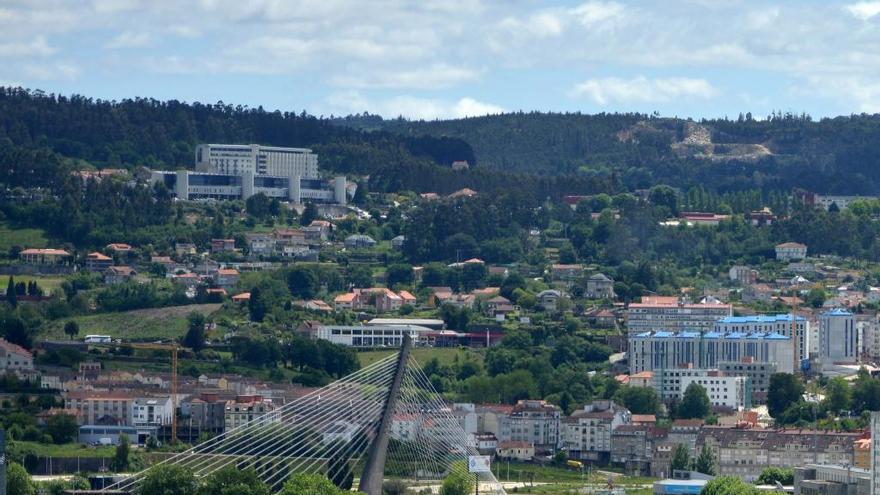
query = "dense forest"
(334, 111, 880, 194)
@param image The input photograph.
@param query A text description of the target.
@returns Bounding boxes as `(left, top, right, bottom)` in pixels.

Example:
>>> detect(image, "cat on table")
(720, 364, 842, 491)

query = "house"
(451, 160, 470, 170)
(728, 265, 758, 284)
(150, 256, 176, 273)
(509, 400, 561, 451)
(106, 243, 133, 253)
(628, 371, 654, 388)
(85, 252, 113, 272)
(551, 264, 584, 281)
(175, 242, 197, 257)
(590, 309, 616, 327)
(748, 208, 777, 226)
(586, 273, 615, 299)
(473, 432, 498, 454)
(391, 235, 406, 250)
(742, 283, 775, 304)
(172, 272, 202, 288)
(19, 248, 71, 265)
(496, 441, 534, 461)
(245, 233, 274, 257)
(64, 391, 135, 425)
(211, 238, 236, 253)
(333, 288, 405, 312)
(610, 424, 667, 475)
(398, 290, 417, 306)
(333, 292, 358, 310)
(214, 268, 240, 289)
(562, 400, 631, 462)
(776, 242, 807, 261)
(345, 234, 377, 249)
(225, 395, 276, 430)
(420, 192, 440, 201)
(536, 289, 562, 312)
(485, 296, 515, 317)
(307, 220, 332, 240)
(232, 292, 251, 303)
(448, 188, 477, 198)
(631, 414, 657, 426)
(104, 266, 137, 284)
(0, 338, 34, 376)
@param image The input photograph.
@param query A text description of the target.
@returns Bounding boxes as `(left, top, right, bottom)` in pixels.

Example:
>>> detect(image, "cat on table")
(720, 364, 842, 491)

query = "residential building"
(211, 238, 236, 253)
(496, 441, 535, 461)
(213, 268, 240, 289)
(175, 243, 197, 257)
(19, 248, 70, 265)
(806, 193, 880, 211)
(85, 252, 113, 272)
(536, 289, 562, 312)
(104, 266, 137, 284)
(653, 368, 751, 410)
(65, 391, 134, 425)
(628, 330, 794, 374)
(611, 425, 667, 475)
(586, 273, 615, 299)
(871, 412, 880, 495)
(245, 233, 274, 257)
(508, 400, 561, 451)
(718, 359, 777, 405)
(742, 283, 775, 304)
(195, 144, 319, 178)
(715, 314, 809, 364)
(820, 309, 857, 365)
(776, 242, 808, 261)
(106, 243, 133, 253)
(391, 235, 406, 250)
(224, 395, 276, 430)
(854, 438, 870, 470)
(562, 400, 631, 462)
(626, 296, 732, 334)
(133, 396, 174, 426)
(748, 208, 777, 226)
(728, 265, 758, 284)
(474, 433, 499, 454)
(345, 234, 377, 248)
(698, 427, 859, 481)
(0, 338, 34, 375)
(332, 288, 404, 312)
(551, 264, 584, 281)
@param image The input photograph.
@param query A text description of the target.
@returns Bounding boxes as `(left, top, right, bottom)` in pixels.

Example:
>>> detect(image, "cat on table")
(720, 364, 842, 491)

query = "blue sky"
(4, 0, 880, 120)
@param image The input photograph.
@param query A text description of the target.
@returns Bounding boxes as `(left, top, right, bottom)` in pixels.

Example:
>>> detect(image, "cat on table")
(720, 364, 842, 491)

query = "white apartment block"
(224, 396, 277, 431)
(626, 296, 731, 334)
(820, 309, 857, 365)
(65, 392, 134, 425)
(628, 330, 794, 374)
(508, 400, 561, 451)
(133, 396, 174, 426)
(196, 144, 319, 178)
(562, 400, 630, 462)
(775, 242, 807, 261)
(679, 373, 749, 410)
(715, 314, 809, 364)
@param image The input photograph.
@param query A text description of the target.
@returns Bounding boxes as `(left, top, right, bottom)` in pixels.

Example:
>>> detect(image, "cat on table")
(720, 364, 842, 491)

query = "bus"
(84, 335, 112, 344)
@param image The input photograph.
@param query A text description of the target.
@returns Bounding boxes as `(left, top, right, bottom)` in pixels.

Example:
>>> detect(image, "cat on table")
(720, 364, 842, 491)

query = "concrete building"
(19, 248, 70, 265)
(611, 425, 667, 475)
(562, 400, 631, 462)
(626, 296, 732, 334)
(628, 330, 794, 374)
(496, 441, 535, 461)
(187, 394, 226, 436)
(132, 396, 174, 426)
(679, 372, 750, 410)
(717, 360, 777, 405)
(715, 314, 809, 364)
(820, 309, 857, 365)
(776, 242, 808, 261)
(508, 400, 561, 451)
(151, 170, 347, 204)
(65, 391, 134, 425)
(315, 324, 434, 348)
(224, 395, 276, 430)
(795, 464, 870, 495)
(85, 252, 113, 272)
(871, 412, 880, 495)
(586, 273, 615, 299)
(195, 144, 319, 178)
(728, 265, 758, 284)
(78, 425, 159, 446)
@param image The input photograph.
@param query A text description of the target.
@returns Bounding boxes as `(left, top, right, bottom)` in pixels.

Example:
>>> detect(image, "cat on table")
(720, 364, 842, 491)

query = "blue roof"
(717, 314, 805, 323)
(631, 331, 791, 341)
(725, 332, 747, 339)
(764, 333, 789, 340)
(654, 331, 674, 338)
(702, 332, 723, 339)
(678, 331, 700, 338)
(824, 308, 853, 316)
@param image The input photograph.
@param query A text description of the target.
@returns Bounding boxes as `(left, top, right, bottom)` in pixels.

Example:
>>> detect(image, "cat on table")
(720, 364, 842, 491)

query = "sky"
(3, 0, 880, 120)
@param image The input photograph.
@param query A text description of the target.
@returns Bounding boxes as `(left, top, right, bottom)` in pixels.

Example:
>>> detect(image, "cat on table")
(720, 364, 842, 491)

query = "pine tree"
(695, 444, 717, 476)
(6, 276, 17, 307)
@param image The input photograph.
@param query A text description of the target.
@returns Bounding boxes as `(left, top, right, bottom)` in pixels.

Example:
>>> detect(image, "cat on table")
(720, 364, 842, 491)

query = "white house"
(775, 242, 807, 261)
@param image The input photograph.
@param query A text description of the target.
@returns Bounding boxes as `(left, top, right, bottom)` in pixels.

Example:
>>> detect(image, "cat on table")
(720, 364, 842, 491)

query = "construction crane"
(88, 341, 183, 443)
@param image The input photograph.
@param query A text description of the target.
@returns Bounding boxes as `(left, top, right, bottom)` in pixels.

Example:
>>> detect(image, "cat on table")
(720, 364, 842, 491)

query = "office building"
(820, 309, 857, 365)
(653, 368, 751, 410)
(715, 314, 809, 364)
(626, 296, 731, 334)
(628, 330, 794, 374)
(195, 144, 318, 178)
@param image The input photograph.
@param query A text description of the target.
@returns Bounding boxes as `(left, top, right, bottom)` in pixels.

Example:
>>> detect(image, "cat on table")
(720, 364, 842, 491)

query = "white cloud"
(168, 25, 201, 38)
(322, 91, 504, 120)
(0, 36, 54, 57)
(22, 63, 80, 80)
(570, 76, 719, 105)
(845, 2, 880, 20)
(105, 31, 151, 49)
(569, 1, 626, 27)
(330, 64, 481, 90)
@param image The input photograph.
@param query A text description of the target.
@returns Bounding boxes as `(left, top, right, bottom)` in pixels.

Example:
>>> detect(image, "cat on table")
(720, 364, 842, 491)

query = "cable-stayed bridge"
(100, 336, 508, 494)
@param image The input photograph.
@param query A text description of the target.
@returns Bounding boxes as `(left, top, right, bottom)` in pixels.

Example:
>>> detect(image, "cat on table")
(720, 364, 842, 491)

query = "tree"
(63, 320, 79, 340)
(386, 263, 414, 288)
(806, 287, 826, 308)
(439, 469, 472, 495)
(114, 434, 130, 472)
(280, 473, 346, 495)
(326, 448, 354, 490)
(767, 373, 804, 418)
(197, 466, 270, 495)
(248, 287, 267, 322)
(46, 413, 79, 444)
(7, 275, 17, 307)
(183, 312, 207, 352)
(300, 202, 319, 226)
(346, 265, 374, 288)
(613, 386, 660, 414)
(700, 476, 761, 495)
(288, 267, 319, 299)
(757, 467, 794, 485)
(671, 444, 691, 472)
(678, 383, 711, 419)
(7, 461, 35, 495)
(823, 377, 851, 414)
(694, 444, 717, 476)
(136, 465, 197, 495)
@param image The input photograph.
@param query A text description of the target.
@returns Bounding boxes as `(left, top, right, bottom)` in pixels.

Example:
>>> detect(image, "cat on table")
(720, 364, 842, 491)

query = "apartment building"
(563, 400, 631, 462)
(626, 296, 731, 334)
(65, 391, 134, 425)
(820, 309, 857, 365)
(0, 338, 34, 376)
(224, 395, 277, 430)
(508, 400, 562, 451)
(715, 314, 809, 364)
(132, 396, 174, 426)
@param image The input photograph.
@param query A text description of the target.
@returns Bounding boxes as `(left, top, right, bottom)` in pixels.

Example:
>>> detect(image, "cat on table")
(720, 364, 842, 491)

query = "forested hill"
(332, 111, 880, 195)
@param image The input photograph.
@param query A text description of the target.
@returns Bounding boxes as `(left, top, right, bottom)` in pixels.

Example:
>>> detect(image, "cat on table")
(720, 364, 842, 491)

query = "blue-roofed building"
(628, 330, 795, 375)
(715, 313, 809, 364)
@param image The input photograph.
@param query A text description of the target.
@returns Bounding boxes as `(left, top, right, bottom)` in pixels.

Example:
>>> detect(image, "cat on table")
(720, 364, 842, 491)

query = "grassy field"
(39, 303, 223, 341)
(8, 441, 116, 458)
(0, 222, 49, 252)
(6, 275, 69, 293)
(357, 347, 484, 368)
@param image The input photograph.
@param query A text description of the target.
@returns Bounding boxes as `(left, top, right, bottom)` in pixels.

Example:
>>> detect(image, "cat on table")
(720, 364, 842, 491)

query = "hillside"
(333, 112, 880, 194)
